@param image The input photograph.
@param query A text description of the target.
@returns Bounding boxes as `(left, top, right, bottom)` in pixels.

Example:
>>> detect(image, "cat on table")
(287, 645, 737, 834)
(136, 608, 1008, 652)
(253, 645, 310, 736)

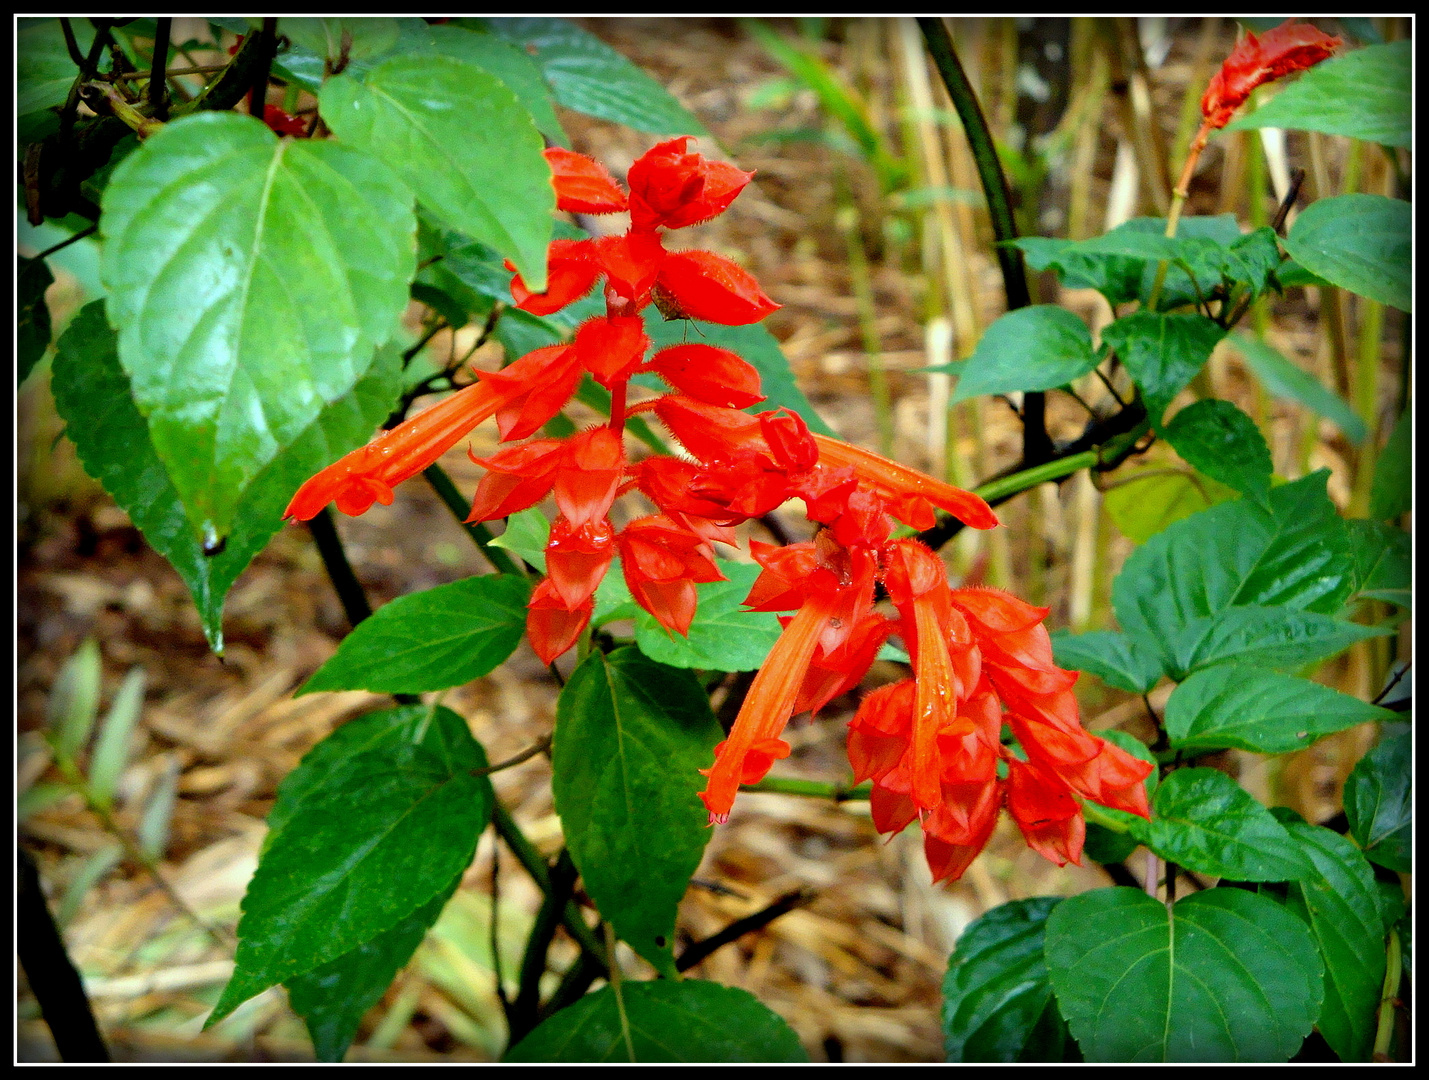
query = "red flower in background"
(1201, 19, 1341, 129)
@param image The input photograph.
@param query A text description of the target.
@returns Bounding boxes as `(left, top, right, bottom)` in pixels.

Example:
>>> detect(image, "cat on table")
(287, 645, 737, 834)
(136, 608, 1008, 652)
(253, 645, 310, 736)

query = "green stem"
(742, 776, 871, 801)
(836, 194, 893, 455)
(306, 507, 373, 629)
(510, 849, 578, 1044)
(1374, 928, 1402, 1060)
(421, 464, 523, 577)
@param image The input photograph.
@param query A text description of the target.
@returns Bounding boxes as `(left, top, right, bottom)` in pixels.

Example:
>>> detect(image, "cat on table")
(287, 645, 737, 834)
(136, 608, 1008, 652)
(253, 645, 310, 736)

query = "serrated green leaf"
(1343, 731, 1410, 873)
(320, 54, 551, 290)
(483, 18, 706, 137)
(1229, 332, 1367, 445)
(100, 112, 415, 540)
(52, 302, 406, 653)
(47, 637, 102, 760)
(1010, 235, 1144, 308)
(942, 897, 1076, 1062)
(1045, 886, 1322, 1061)
(952, 306, 1098, 402)
(1050, 629, 1163, 693)
(633, 562, 783, 673)
(1129, 768, 1312, 881)
(19, 256, 54, 386)
(420, 25, 567, 146)
(1165, 666, 1399, 755)
(1369, 409, 1410, 521)
(553, 648, 722, 977)
(1082, 821, 1140, 865)
(88, 667, 146, 808)
(1163, 399, 1272, 506)
(1347, 519, 1410, 608)
(642, 315, 836, 436)
(1101, 311, 1226, 424)
(1169, 604, 1388, 679)
(18, 18, 101, 116)
(211, 705, 492, 1025)
(1102, 469, 1239, 544)
(287, 874, 460, 1062)
(1281, 822, 1385, 1062)
(1284, 194, 1410, 313)
(302, 575, 530, 695)
(280, 17, 401, 62)
(505, 980, 807, 1062)
(1224, 41, 1410, 148)
(489, 507, 551, 571)
(1223, 228, 1283, 301)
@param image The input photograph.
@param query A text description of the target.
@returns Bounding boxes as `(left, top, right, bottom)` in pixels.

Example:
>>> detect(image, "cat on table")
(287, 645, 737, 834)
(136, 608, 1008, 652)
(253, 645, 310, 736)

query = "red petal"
(645, 343, 765, 408)
(510, 239, 600, 315)
(573, 315, 650, 387)
(655, 250, 780, 326)
(654, 395, 765, 463)
(544, 147, 628, 214)
(554, 427, 625, 527)
(526, 578, 592, 665)
(545, 515, 615, 609)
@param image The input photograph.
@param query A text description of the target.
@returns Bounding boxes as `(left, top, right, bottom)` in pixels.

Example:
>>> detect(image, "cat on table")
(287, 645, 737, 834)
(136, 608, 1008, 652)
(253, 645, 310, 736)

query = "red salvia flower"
(653, 250, 780, 326)
(644, 344, 766, 409)
(617, 515, 724, 636)
(1201, 19, 1342, 129)
(544, 147, 628, 214)
(626, 136, 753, 231)
(527, 577, 593, 666)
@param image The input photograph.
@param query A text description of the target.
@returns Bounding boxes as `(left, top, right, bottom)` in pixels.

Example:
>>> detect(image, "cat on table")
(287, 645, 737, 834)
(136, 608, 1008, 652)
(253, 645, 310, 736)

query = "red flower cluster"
(284, 140, 1152, 884)
(1200, 19, 1341, 129)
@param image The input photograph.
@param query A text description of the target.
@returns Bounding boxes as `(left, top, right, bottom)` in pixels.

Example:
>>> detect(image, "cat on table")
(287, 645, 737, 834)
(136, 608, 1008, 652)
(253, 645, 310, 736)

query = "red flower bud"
(543, 147, 628, 214)
(573, 315, 649, 388)
(509, 239, 601, 315)
(644, 344, 765, 408)
(654, 250, 780, 326)
(1201, 19, 1341, 129)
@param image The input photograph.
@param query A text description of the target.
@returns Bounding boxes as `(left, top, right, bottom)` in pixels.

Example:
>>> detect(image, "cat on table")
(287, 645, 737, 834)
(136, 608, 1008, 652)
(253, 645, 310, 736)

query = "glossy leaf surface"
(952, 306, 1098, 402)
(1285, 194, 1411, 313)
(1342, 730, 1410, 873)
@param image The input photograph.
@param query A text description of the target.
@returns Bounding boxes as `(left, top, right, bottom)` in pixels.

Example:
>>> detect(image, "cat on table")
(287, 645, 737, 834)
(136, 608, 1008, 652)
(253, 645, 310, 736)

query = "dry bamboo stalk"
(1106, 19, 1171, 215)
(1068, 469, 1100, 631)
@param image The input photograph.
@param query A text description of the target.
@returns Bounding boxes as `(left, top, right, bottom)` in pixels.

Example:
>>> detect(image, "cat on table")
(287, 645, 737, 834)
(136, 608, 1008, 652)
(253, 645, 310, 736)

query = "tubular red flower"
(644, 344, 766, 408)
(811, 434, 999, 530)
(1005, 757, 1085, 868)
(284, 379, 505, 522)
(922, 779, 1003, 883)
(526, 577, 592, 665)
(1201, 20, 1341, 129)
(655, 250, 781, 326)
(477, 344, 585, 442)
(544, 147, 629, 214)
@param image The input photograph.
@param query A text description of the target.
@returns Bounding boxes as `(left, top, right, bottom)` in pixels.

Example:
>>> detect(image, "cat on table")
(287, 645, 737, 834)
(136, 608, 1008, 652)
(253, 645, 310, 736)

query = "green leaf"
(138, 759, 178, 859)
(1129, 768, 1312, 881)
(320, 54, 551, 290)
(952, 306, 1097, 402)
(642, 315, 836, 436)
(420, 25, 568, 146)
(56, 845, 125, 928)
(1050, 629, 1163, 693)
(287, 874, 460, 1062)
(505, 980, 807, 1062)
(100, 112, 415, 540)
(489, 506, 550, 571)
(1347, 519, 1410, 608)
(1224, 41, 1411, 149)
(553, 648, 723, 977)
(1112, 471, 1358, 674)
(592, 557, 640, 626)
(47, 637, 102, 760)
(1369, 409, 1410, 521)
(51, 303, 405, 653)
(1103, 469, 1239, 544)
(1010, 236, 1144, 308)
(942, 897, 1076, 1062)
(1281, 822, 1386, 1062)
(483, 18, 707, 137)
(632, 563, 783, 673)
(1229, 332, 1367, 445)
(1163, 399, 1272, 506)
(1223, 228, 1284, 301)
(18, 18, 100, 116)
(1165, 666, 1399, 755)
(1082, 821, 1140, 865)
(19, 255, 54, 386)
(1343, 731, 1410, 873)
(1101, 311, 1226, 424)
(88, 667, 147, 809)
(1284, 194, 1410, 313)
(1045, 887, 1322, 1061)
(301, 575, 530, 695)
(280, 17, 402, 62)
(211, 705, 493, 1024)
(1168, 605, 1388, 678)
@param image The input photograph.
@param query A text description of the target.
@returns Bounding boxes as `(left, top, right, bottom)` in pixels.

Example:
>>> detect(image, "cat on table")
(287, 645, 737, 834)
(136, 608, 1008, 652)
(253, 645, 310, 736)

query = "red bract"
(573, 315, 649, 387)
(545, 515, 614, 610)
(654, 250, 781, 326)
(645, 344, 765, 408)
(509, 239, 601, 315)
(617, 516, 724, 636)
(627, 136, 753, 231)
(527, 577, 592, 666)
(544, 147, 628, 214)
(1201, 19, 1341, 128)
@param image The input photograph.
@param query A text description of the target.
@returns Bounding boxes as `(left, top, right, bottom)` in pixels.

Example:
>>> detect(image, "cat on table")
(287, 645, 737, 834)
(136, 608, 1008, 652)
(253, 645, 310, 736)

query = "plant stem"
(149, 18, 171, 120)
(1373, 928, 1402, 1060)
(675, 888, 810, 972)
(421, 464, 523, 577)
(248, 17, 277, 118)
(510, 849, 578, 1044)
(31, 224, 99, 262)
(306, 507, 373, 629)
(18, 847, 110, 1062)
(742, 776, 872, 801)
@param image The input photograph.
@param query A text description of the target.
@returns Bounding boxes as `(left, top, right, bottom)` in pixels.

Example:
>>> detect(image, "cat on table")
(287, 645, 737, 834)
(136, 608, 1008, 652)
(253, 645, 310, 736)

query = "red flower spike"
(655, 250, 781, 326)
(592, 231, 667, 302)
(1201, 20, 1341, 129)
(1005, 757, 1085, 868)
(573, 315, 650, 387)
(477, 344, 585, 442)
(526, 577, 593, 665)
(543, 147, 629, 214)
(284, 379, 506, 522)
(509, 239, 601, 315)
(645, 344, 766, 409)
(465, 439, 567, 522)
(811, 434, 999, 530)
(554, 427, 625, 528)
(627, 137, 754, 231)
(545, 515, 615, 610)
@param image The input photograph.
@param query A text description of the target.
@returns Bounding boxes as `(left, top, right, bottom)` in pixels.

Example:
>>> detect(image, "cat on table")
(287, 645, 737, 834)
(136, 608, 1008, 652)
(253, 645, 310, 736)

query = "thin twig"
(59, 18, 87, 67)
(31, 224, 99, 262)
(248, 17, 277, 118)
(149, 18, 171, 120)
(472, 737, 552, 777)
(1271, 167, 1307, 235)
(676, 889, 811, 973)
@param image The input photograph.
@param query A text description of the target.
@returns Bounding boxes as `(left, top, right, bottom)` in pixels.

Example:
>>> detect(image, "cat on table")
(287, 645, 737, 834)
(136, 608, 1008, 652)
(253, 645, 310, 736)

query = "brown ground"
(18, 17, 1407, 1062)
